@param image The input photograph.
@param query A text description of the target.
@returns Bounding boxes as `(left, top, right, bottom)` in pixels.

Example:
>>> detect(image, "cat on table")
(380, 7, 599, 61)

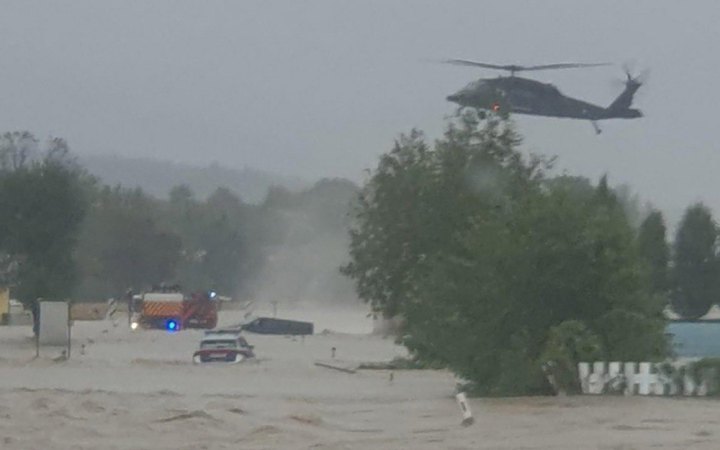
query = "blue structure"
(667, 321, 720, 358)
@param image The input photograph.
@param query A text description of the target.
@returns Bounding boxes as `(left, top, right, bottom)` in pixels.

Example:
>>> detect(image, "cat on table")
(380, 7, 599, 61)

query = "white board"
(39, 301, 69, 345)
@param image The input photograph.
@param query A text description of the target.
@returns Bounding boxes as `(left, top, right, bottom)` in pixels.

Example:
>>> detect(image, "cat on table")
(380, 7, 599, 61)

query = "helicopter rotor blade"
(521, 63, 611, 71)
(443, 59, 611, 73)
(443, 59, 517, 71)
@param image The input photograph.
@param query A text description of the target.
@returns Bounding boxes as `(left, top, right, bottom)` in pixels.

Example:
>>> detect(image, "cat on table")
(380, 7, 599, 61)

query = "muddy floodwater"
(0, 309, 717, 450)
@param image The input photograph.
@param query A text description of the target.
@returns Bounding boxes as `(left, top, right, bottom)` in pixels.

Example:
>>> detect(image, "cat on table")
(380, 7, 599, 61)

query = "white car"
(193, 329, 255, 364)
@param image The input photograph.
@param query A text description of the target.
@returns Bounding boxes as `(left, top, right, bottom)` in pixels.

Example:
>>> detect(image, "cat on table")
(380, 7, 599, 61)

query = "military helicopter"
(444, 60, 643, 134)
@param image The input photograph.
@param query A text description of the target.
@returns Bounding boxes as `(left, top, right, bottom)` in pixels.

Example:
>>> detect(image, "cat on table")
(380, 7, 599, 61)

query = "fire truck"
(131, 286, 218, 331)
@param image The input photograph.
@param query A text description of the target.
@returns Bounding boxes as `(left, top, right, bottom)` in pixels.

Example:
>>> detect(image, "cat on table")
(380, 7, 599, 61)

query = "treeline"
(341, 111, 712, 395)
(669, 204, 720, 319)
(78, 154, 306, 203)
(622, 201, 720, 321)
(75, 183, 263, 300)
(0, 131, 357, 307)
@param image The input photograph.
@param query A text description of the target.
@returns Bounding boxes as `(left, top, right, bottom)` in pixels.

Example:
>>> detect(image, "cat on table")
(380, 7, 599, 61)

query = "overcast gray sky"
(0, 0, 718, 225)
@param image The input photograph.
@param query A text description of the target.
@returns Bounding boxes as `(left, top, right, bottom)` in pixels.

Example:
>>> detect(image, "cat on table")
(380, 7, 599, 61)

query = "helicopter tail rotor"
(606, 65, 645, 117)
(619, 62, 649, 87)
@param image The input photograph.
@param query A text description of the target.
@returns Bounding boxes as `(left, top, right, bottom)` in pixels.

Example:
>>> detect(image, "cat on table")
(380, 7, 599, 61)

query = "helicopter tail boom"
(604, 72, 642, 118)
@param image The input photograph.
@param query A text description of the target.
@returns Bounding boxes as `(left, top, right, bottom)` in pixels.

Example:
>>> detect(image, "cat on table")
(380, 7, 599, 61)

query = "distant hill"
(78, 154, 307, 203)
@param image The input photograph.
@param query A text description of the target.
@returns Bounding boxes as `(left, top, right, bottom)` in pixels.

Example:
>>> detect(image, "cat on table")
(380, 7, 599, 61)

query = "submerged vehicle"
(241, 317, 314, 335)
(193, 328, 255, 364)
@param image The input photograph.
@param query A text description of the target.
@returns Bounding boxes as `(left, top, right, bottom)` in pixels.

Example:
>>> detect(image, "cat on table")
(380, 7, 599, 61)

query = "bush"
(540, 320, 603, 394)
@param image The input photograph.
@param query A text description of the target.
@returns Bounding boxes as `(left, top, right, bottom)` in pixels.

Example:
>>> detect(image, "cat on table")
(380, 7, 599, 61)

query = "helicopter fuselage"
(446, 76, 640, 121)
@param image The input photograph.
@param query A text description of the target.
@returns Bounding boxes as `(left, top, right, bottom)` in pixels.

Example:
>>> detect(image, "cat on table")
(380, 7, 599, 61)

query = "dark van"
(241, 317, 314, 335)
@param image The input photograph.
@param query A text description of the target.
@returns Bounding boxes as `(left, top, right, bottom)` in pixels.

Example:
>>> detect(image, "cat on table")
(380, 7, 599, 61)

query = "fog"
(245, 179, 361, 310)
(251, 231, 358, 309)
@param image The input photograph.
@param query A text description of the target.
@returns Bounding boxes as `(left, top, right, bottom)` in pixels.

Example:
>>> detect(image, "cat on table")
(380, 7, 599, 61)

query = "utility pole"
(33, 298, 40, 358)
(66, 301, 72, 359)
(126, 288, 134, 326)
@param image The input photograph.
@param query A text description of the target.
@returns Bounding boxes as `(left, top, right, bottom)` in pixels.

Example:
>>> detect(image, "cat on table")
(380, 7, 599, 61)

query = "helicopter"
(444, 60, 643, 134)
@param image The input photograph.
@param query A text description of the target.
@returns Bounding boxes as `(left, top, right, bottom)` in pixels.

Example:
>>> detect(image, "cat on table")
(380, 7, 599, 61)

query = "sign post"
(67, 301, 72, 359)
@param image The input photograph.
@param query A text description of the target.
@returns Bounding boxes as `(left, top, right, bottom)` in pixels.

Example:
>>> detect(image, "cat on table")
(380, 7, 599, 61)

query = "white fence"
(578, 361, 709, 396)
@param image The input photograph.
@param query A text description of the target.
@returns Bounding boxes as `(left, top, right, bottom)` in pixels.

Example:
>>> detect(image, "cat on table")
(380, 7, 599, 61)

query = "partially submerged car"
(241, 317, 313, 335)
(193, 329, 255, 364)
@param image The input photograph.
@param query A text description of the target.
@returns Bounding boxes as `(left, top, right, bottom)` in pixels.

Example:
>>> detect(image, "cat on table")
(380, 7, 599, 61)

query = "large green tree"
(169, 186, 248, 295)
(671, 203, 719, 319)
(343, 130, 434, 316)
(344, 112, 666, 394)
(0, 133, 87, 305)
(75, 186, 181, 298)
(638, 210, 670, 296)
